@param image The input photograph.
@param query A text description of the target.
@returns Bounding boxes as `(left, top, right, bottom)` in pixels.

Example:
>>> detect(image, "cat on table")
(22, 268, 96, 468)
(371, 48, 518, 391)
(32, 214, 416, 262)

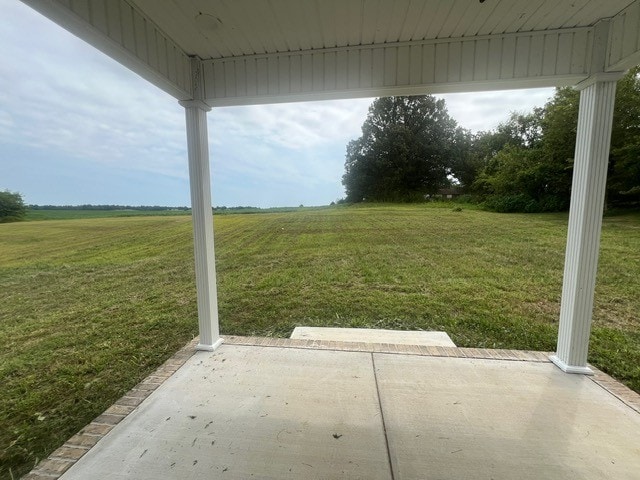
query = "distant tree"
(453, 131, 502, 193)
(342, 96, 468, 202)
(0, 190, 27, 222)
(473, 145, 563, 212)
(461, 109, 545, 195)
(474, 66, 640, 211)
(447, 127, 476, 189)
(610, 66, 640, 206)
(471, 110, 568, 212)
(495, 109, 545, 149)
(537, 68, 640, 209)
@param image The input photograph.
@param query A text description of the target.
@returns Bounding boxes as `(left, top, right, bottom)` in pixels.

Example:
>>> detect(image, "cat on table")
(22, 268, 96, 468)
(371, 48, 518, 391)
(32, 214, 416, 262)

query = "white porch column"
(550, 73, 621, 374)
(179, 99, 223, 352)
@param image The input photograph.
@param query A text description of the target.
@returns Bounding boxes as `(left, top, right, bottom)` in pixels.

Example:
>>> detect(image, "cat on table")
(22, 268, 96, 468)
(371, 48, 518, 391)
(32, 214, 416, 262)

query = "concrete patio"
(25, 336, 640, 480)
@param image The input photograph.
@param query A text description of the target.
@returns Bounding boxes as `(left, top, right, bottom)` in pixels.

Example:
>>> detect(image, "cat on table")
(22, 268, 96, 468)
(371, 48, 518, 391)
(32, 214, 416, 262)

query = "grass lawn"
(1, 204, 639, 479)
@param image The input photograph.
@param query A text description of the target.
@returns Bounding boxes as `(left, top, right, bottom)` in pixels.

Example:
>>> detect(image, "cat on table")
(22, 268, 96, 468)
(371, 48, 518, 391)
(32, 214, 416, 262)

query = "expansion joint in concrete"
(371, 353, 396, 480)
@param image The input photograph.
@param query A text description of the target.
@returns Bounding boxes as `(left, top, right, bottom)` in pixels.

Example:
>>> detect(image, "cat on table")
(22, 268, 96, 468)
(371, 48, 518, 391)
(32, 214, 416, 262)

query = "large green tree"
(0, 190, 27, 223)
(539, 69, 640, 209)
(342, 96, 467, 202)
(473, 66, 640, 211)
(610, 67, 640, 206)
(469, 109, 567, 212)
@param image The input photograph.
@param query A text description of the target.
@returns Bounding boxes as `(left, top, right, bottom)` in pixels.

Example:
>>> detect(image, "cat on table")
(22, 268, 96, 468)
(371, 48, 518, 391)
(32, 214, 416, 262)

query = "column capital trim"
(179, 99, 212, 112)
(575, 71, 626, 90)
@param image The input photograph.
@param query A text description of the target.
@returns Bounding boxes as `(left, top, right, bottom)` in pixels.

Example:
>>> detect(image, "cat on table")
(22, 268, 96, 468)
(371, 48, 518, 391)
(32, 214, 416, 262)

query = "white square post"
(550, 73, 621, 374)
(180, 99, 223, 351)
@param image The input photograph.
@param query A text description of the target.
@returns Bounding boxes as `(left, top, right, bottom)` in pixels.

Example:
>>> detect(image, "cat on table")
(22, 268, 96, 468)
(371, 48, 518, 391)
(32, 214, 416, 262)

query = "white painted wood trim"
(201, 29, 594, 105)
(196, 338, 224, 352)
(179, 100, 222, 351)
(554, 79, 617, 373)
(575, 72, 626, 90)
(607, 0, 640, 72)
(203, 75, 583, 107)
(549, 355, 594, 375)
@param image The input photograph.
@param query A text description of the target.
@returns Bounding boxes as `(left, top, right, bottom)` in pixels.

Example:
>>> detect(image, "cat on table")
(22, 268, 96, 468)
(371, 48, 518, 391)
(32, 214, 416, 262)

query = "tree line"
(29, 204, 191, 211)
(0, 191, 26, 223)
(343, 66, 640, 212)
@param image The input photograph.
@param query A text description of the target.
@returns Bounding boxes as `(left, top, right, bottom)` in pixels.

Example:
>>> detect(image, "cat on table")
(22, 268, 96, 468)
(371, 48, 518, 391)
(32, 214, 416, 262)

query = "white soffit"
(20, 0, 640, 105)
(131, 0, 632, 60)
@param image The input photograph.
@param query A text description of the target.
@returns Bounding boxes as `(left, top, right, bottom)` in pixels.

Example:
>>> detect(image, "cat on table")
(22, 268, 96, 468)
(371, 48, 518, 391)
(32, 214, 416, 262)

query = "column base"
(550, 355, 594, 375)
(196, 337, 224, 352)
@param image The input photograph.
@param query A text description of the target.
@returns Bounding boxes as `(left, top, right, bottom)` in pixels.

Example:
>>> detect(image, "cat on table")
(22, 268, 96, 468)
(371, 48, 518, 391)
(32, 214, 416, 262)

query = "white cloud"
(211, 99, 371, 150)
(208, 98, 371, 202)
(0, 110, 13, 136)
(0, 1, 187, 179)
(440, 89, 555, 132)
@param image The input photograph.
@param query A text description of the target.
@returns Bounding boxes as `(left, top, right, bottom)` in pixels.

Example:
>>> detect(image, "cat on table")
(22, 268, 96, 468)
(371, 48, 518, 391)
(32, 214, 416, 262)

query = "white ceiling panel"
(131, 0, 635, 60)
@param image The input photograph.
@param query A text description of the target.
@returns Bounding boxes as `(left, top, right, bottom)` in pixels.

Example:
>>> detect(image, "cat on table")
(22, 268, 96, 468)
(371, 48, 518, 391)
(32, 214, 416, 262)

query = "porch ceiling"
(131, 0, 632, 60)
(21, 0, 640, 106)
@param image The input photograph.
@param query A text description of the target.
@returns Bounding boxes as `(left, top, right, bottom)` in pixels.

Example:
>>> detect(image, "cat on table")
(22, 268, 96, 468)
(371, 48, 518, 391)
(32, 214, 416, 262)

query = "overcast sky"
(1, 1, 556, 208)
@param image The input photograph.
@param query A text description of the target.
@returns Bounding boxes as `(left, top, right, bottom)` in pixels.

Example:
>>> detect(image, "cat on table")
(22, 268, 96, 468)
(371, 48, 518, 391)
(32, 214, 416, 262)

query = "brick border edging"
(22, 338, 200, 480)
(22, 335, 640, 479)
(589, 366, 640, 414)
(222, 335, 553, 362)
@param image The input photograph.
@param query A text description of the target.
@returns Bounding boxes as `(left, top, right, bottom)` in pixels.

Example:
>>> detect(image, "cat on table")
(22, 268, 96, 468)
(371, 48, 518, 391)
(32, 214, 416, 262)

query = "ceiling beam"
(201, 28, 596, 106)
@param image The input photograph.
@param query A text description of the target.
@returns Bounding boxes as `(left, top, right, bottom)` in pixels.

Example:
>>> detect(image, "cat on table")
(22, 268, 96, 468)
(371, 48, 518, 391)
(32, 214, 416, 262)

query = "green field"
(24, 208, 191, 221)
(1, 205, 639, 479)
(23, 206, 320, 221)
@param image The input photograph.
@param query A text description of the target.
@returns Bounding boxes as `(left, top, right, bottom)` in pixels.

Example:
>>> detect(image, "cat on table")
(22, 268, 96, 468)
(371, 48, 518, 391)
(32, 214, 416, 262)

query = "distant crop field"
(1, 205, 638, 479)
(23, 206, 327, 221)
(25, 208, 191, 221)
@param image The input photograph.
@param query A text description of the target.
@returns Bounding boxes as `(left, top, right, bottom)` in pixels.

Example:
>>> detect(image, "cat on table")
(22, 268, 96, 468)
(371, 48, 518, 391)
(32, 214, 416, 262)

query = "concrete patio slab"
(32, 338, 639, 480)
(374, 354, 640, 480)
(291, 326, 456, 347)
(59, 345, 391, 480)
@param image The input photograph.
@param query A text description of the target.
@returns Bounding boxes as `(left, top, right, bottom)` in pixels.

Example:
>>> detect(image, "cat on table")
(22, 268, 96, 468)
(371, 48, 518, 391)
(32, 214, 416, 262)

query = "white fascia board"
(206, 75, 584, 107)
(202, 28, 594, 106)
(20, 0, 193, 100)
(606, 0, 640, 73)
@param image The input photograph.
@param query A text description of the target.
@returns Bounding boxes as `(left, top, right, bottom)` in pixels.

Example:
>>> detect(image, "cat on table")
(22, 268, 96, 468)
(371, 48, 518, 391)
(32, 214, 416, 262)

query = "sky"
(0, 1, 557, 208)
